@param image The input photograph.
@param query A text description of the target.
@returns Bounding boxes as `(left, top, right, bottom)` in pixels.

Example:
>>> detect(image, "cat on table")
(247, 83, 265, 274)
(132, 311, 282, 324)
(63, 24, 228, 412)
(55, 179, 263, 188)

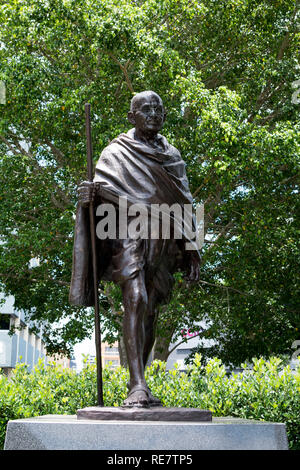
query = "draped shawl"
(69, 130, 199, 306)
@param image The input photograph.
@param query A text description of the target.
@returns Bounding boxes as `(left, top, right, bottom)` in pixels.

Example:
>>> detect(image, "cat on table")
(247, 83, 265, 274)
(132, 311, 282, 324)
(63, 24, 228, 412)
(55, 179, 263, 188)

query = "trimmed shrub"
(0, 355, 299, 449)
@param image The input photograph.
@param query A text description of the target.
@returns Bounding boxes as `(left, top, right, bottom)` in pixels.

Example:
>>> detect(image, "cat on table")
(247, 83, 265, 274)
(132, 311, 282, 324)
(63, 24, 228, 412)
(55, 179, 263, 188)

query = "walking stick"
(85, 103, 104, 407)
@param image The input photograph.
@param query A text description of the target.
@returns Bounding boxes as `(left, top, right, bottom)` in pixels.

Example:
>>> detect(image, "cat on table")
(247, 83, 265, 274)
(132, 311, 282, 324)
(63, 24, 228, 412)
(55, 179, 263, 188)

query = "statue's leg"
(143, 286, 158, 367)
(142, 285, 163, 407)
(121, 271, 150, 407)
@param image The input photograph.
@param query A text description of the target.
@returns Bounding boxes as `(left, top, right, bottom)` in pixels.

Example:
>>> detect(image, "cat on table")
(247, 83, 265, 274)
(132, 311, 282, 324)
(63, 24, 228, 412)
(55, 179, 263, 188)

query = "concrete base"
(4, 415, 288, 450)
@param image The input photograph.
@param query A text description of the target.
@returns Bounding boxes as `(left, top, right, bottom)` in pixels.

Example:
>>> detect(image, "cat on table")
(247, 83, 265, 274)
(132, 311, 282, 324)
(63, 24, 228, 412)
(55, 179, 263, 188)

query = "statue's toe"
(122, 385, 150, 408)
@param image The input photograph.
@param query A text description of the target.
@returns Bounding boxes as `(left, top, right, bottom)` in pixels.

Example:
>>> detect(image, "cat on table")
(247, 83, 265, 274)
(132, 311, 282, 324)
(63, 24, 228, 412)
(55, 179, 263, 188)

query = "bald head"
(128, 91, 166, 140)
(130, 90, 163, 112)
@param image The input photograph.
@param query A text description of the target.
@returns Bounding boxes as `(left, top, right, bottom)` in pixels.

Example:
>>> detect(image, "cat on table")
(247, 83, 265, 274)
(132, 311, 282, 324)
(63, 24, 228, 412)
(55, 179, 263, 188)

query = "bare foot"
(147, 389, 162, 407)
(122, 385, 150, 408)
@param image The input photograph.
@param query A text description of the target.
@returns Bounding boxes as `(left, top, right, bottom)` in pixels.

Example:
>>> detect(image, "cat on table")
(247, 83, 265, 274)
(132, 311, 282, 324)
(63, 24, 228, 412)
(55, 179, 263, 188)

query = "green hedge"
(1, 355, 299, 449)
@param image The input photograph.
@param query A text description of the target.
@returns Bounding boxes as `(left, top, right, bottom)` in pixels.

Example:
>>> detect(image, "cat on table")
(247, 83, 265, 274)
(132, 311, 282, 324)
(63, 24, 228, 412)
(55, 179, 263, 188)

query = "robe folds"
(69, 129, 200, 307)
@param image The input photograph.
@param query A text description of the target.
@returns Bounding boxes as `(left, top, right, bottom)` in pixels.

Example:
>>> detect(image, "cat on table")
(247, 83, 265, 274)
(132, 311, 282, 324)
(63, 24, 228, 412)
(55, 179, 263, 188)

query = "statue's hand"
(77, 181, 97, 207)
(185, 251, 200, 282)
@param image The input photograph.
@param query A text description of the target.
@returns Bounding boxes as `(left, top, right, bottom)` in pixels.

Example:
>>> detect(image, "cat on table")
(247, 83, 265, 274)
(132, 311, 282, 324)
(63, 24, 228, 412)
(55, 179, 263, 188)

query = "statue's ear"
(128, 111, 135, 125)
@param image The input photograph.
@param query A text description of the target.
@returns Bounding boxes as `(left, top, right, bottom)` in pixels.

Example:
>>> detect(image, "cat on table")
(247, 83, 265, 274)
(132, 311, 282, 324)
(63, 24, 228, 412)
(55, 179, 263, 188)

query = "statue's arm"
(77, 181, 101, 207)
(179, 156, 201, 282)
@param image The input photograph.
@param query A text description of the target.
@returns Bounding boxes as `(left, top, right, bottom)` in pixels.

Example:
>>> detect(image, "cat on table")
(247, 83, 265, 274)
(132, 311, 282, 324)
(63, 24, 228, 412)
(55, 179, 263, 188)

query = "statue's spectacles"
(138, 104, 164, 117)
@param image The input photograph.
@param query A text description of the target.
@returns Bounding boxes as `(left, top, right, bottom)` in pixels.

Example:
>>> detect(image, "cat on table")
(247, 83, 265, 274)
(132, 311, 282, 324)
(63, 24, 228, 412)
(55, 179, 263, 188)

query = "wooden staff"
(85, 103, 104, 407)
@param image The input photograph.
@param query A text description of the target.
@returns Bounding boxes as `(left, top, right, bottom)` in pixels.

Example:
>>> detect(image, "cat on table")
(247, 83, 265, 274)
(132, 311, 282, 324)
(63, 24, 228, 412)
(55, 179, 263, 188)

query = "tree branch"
(0, 272, 70, 287)
(0, 132, 71, 208)
(167, 331, 202, 357)
(42, 138, 66, 168)
(198, 279, 249, 296)
(98, 50, 135, 93)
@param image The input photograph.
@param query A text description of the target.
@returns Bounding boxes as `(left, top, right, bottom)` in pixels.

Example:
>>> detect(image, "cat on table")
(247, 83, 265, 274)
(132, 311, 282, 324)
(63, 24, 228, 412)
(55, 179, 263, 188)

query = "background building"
(166, 333, 202, 370)
(166, 322, 216, 371)
(0, 293, 48, 376)
(47, 353, 74, 369)
(102, 342, 120, 369)
(81, 341, 121, 370)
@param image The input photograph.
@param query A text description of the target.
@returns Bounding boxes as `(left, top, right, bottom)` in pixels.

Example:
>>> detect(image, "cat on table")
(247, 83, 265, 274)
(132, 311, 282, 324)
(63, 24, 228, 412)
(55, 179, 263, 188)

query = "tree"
(0, 0, 299, 364)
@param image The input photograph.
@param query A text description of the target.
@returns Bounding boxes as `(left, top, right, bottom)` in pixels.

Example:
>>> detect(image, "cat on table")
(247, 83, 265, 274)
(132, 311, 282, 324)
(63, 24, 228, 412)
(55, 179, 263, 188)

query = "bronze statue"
(69, 91, 200, 407)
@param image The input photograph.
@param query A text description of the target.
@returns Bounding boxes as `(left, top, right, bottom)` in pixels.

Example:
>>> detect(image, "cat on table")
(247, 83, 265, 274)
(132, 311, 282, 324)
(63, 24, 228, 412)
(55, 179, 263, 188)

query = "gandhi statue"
(69, 91, 200, 407)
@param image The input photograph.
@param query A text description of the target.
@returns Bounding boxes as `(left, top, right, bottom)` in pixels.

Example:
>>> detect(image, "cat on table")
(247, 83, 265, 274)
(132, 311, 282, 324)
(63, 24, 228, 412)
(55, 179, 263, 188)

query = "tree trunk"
(153, 334, 172, 362)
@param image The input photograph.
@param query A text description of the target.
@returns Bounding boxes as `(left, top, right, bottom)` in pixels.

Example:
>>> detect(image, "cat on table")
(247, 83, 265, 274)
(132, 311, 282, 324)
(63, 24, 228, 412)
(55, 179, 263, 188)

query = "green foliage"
(0, 0, 299, 361)
(1, 355, 300, 449)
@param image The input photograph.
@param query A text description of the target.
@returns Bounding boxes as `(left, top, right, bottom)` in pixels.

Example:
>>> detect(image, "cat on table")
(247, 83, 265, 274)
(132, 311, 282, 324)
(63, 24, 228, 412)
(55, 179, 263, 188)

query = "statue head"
(128, 90, 166, 136)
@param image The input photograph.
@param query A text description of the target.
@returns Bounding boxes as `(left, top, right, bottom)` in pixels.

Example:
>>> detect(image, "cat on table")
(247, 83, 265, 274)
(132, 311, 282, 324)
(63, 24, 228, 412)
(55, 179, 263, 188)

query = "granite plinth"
(77, 406, 212, 421)
(4, 415, 288, 450)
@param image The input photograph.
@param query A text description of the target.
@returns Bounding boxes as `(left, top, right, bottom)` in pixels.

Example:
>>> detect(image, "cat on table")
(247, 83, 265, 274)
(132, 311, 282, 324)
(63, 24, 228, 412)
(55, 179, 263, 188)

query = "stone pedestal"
(4, 415, 288, 450)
